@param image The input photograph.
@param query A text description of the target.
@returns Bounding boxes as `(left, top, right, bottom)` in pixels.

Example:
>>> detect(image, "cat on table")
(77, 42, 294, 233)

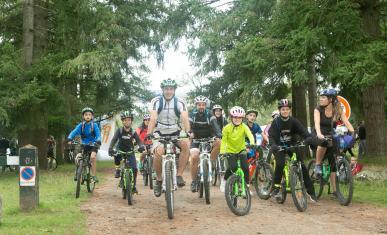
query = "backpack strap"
(174, 96, 181, 117)
(157, 96, 163, 115)
(156, 96, 181, 118)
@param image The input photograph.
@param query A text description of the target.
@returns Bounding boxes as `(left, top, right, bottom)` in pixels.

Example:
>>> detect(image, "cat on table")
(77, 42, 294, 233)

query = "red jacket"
(136, 126, 152, 145)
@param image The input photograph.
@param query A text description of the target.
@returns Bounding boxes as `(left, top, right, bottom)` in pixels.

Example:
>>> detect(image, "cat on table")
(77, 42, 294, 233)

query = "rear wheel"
(165, 161, 174, 219)
(290, 165, 307, 212)
(254, 162, 273, 200)
(225, 175, 251, 216)
(75, 161, 83, 198)
(307, 160, 324, 199)
(336, 157, 353, 206)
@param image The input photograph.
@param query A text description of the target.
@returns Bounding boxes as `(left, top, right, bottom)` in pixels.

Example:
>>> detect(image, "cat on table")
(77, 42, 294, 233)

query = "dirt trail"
(81, 169, 387, 235)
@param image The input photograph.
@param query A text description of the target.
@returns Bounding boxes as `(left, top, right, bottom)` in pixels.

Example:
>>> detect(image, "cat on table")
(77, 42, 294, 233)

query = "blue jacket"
(67, 121, 101, 144)
(246, 122, 263, 144)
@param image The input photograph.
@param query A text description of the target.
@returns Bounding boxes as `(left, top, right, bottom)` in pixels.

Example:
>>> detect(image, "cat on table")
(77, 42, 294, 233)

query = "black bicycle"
(75, 143, 98, 198)
(142, 144, 154, 190)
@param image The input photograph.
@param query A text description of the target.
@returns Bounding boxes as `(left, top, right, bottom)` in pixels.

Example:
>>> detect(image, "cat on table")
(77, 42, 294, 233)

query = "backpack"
(191, 108, 211, 124)
(157, 96, 181, 117)
(81, 121, 95, 138)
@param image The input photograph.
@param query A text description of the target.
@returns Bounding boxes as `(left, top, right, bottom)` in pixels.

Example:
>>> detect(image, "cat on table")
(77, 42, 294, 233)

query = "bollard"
(19, 144, 39, 211)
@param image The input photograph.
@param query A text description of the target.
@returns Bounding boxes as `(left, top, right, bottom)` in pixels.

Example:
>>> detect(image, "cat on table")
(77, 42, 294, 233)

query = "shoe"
(92, 176, 99, 183)
(271, 187, 281, 199)
(314, 164, 322, 175)
(308, 193, 318, 202)
(329, 191, 338, 198)
(176, 176, 186, 187)
(220, 178, 226, 193)
(114, 169, 121, 178)
(154, 180, 162, 197)
(191, 180, 199, 193)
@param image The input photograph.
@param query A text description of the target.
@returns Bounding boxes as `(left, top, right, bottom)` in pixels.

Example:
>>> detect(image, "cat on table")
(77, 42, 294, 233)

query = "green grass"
(353, 180, 387, 206)
(0, 160, 112, 234)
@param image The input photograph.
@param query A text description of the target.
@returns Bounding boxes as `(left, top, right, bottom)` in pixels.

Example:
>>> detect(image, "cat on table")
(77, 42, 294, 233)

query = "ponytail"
(332, 98, 342, 122)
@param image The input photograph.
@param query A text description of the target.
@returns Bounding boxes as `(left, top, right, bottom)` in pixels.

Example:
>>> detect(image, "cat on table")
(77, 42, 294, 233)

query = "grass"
(0, 160, 112, 235)
(353, 180, 387, 206)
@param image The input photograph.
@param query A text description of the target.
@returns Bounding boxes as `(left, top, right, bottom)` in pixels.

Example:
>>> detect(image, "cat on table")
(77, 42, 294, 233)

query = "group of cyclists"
(66, 77, 356, 213)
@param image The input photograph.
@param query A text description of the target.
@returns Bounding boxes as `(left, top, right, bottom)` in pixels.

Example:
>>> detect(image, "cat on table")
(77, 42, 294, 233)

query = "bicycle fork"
(234, 161, 246, 197)
(199, 154, 212, 183)
(162, 155, 177, 191)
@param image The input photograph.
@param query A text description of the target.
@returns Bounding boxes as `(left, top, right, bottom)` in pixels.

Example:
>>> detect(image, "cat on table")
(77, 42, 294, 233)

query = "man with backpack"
(189, 95, 220, 192)
(147, 78, 191, 197)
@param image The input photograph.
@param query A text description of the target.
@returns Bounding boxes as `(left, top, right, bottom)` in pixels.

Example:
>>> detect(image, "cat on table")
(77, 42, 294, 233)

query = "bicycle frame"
(234, 158, 247, 197)
(118, 151, 134, 190)
(159, 138, 178, 192)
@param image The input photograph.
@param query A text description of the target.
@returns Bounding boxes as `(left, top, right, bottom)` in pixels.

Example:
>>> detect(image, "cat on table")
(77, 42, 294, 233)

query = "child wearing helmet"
(68, 107, 101, 182)
(136, 114, 153, 173)
(109, 111, 145, 192)
(219, 106, 254, 192)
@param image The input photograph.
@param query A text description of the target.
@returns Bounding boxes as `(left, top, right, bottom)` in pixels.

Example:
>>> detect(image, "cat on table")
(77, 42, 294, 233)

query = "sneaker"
(176, 176, 186, 187)
(191, 180, 199, 193)
(154, 180, 162, 197)
(314, 164, 322, 175)
(220, 178, 226, 193)
(114, 169, 121, 178)
(271, 187, 281, 198)
(92, 176, 99, 183)
(308, 193, 318, 202)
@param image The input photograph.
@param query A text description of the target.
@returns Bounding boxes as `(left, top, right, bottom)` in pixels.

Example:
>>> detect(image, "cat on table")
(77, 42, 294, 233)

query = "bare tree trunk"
(292, 82, 308, 128)
(23, 0, 34, 68)
(307, 56, 317, 129)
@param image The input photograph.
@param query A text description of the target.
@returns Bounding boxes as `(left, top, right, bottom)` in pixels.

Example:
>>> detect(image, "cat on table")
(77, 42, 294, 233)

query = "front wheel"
(86, 165, 95, 193)
(148, 156, 154, 190)
(143, 160, 149, 186)
(254, 162, 273, 200)
(203, 159, 210, 204)
(126, 170, 133, 205)
(225, 175, 251, 216)
(307, 160, 324, 199)
(336, 157, 353, 206)
(290, 165, 307, 212)
(275, 177, 287, 204)
(75, 161, 83, 198)
(211, 159, 218, 186)
(165, 161, 174, 219)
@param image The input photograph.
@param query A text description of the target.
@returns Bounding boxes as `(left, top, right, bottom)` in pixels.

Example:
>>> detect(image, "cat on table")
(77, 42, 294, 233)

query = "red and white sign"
(337, 95, 351, 120)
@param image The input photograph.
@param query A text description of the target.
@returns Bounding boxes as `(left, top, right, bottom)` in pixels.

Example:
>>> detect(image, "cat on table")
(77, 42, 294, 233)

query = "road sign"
(20, 166, 36, 186)
(337, 95, 351, 119)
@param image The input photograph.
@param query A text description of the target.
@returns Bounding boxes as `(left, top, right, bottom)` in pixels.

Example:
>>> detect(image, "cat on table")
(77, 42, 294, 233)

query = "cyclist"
(68, 107, 101, 182)
(245, 109, 268, 160)
(269, 99, 317, 201)
(47, 135, 56, 159)
(220, 106, 254, 192)
(136, 114, 153, 172)
(313, 89, 354, 196)
(210, 104, 227, 160)
(189, 95, 221, 192)
(108, 111, 145, 192)
(147, 78, 191, 197)
(262, 110, 280, 161)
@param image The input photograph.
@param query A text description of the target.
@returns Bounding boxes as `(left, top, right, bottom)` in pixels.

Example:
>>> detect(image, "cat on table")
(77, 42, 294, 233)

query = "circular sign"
(337, 95, 351, 120)
(21, 167, 35, 181)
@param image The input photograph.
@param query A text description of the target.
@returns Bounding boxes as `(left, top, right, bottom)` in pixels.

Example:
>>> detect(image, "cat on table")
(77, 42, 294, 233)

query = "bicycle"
(47, 155, 58, 170)
(224, 152, 251, 216)
(142, 144, 154, 190)
(274, 143, 309, 212)
(74, 143, 98, 198)
(307, 137, 353, 206)
(247, 145, 273, 200)
(192, 137, 215, 204)
(153, 135, 182, 219)
(114, 150, 137, 205)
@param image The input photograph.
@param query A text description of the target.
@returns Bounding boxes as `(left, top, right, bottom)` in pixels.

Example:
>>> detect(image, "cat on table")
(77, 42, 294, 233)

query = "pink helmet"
(229, 106, 245, 118)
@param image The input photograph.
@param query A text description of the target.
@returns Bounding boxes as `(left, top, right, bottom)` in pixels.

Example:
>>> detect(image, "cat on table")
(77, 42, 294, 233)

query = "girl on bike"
(313, 89, 355, 197)
(136, 114, 153, 173)
(220, 106, 254, 192)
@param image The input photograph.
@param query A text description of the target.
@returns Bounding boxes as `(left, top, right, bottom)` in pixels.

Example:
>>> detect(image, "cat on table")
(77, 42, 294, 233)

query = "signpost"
(337, 95, 351, 119)
(19, 145, 39, 211)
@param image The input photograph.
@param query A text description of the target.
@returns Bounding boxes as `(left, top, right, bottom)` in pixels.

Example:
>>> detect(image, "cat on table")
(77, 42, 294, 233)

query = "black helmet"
(246, 109, 258, 116)
(277, 99, 292, 109)
(82, 107, 94, 115)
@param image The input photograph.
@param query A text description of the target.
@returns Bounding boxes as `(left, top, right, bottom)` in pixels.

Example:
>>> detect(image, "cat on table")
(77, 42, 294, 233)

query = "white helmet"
(229, 106, 245, 118)
(194, 95, 208, 105)
(212, 104, 223, 111)
(143, 114, 151, 120)
(271, 110, 279, 118)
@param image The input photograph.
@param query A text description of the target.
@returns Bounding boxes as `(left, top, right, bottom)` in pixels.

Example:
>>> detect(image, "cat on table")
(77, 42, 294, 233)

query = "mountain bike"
(75, 143, 98, 198)
(142, 144, 154, 190)
(275, 143, 309, 212)
(247, 145, 273, 200)
(224, 153, 251, 216)
(114, 150, 137, 205)
(308, 137, 353, 206)
(193, 137, 215, 204)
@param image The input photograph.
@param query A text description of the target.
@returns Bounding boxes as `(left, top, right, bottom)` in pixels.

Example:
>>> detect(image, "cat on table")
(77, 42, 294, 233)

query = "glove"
(138, 146, 145, 152)
(271, 144, 279, 152)
(108, 149, 115, 156)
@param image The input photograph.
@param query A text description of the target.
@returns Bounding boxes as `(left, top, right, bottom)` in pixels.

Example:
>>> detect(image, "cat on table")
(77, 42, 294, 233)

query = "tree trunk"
(307, 56, 317, 129)
(360, 0, 385, 157)
(23, 0, 34, 67)
(292, 82, 308, 128)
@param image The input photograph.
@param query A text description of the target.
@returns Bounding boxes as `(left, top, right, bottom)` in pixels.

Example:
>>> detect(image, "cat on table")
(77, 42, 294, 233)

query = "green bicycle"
(115, 150, 137, 206)
(224, 153, 251, 216)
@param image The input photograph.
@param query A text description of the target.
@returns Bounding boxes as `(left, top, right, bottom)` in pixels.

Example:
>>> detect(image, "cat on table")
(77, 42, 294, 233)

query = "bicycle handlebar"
(192, 137, 216, 144)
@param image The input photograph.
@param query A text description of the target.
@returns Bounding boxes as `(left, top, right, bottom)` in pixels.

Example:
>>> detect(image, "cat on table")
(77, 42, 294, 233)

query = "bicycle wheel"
(86, 164, 95, 193)
(121, 174, 126, 199)
(290, 165, 307, 212)
(307, 160, 324, 199)
(276, 177, 287, 204)
(148, 156, 153, 190)
(225, 175, 251, 216)
(199, 180, 203, 198)
(336, 157, 353, 206)
(75, 161, 83, 198)
(126, 170, 133, 205)
(165, 161, 174, 219)
(203, 159, 210, 204)
(211, 159, 218, 186)
(254, 162, 273, 200)
(143, 160, 149, 186)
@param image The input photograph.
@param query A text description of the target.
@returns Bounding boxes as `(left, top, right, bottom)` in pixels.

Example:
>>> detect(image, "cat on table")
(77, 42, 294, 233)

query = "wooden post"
(19, 145, 39, 211)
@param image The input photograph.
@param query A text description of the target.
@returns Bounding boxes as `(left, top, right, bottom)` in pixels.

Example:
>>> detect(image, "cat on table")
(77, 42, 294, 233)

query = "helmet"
(277, 99, 292, 109)
(229, 106, 245, 118)
(271, 110, 279, 118)
(120, 111, 133, 120)
(143, 114, 151, 120)
(160, 78, 177, 89)
(212, 104, 223, 112)
(246, 109, 258, 116)
(194, 95, 208, 105)
(320, 89, 337, 97)
(82, 107, 94, 115)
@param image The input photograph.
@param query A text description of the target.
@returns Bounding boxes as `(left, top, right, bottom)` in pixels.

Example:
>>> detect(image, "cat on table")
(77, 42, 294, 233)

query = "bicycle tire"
(336, 157, 353, 206)
(290, 165, 307, 212)
(211, 159, 218, 186)
(121, 175, 126, 199)
(143, 160, 149, 186)
(225, 175, 251, 216)
(276, 177, 287, 204)
(148, 155, 154, 190)
(307, 160, 324, 199)
(254, 162, 273, 200)
(165, 161, 174, 219)
(199, 181, 204, 198)
(75, 161, 83, 198)
(126, 170, 133, 205)
(203, 159, 210, 204)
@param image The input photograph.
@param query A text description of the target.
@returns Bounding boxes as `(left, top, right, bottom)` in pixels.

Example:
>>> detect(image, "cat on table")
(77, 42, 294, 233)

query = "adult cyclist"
(147, 78, 191, 197)
(189, 95, 221, 192)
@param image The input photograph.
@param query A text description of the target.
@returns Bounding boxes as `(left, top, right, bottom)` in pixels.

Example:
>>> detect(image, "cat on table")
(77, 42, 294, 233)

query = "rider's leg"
(273, 151, 285, 187)
(225, 154, 237, 180)
(190, 148, 200, 180)
(114, 154, 122, 177)
(153, 144, 165, 181)
(177, 139, 190, 177)
(210, 139, 221, 162)
(239, 153, 249, 184)
(90, 151, 97, 176)
(316, 146, 327, 165)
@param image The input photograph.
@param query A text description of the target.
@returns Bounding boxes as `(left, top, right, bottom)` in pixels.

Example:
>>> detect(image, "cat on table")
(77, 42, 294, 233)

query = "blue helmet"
(320, 89, 337, 97)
